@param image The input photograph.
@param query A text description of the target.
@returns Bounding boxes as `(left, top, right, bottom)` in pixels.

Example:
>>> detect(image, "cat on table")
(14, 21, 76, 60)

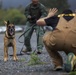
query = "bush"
(4, 9, 26, 25)
(0, 9, 26, 25)
(0, 9, 7, 25)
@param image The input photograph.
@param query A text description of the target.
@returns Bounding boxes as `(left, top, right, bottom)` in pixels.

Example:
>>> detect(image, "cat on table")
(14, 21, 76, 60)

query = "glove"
(31, 15, 36, 20)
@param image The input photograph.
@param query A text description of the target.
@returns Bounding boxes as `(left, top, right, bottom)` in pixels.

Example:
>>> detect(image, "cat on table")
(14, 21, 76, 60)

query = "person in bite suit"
(37, 8, 76, 71)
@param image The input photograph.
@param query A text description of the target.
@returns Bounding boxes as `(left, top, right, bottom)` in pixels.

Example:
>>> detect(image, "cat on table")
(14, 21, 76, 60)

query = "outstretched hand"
(36, 8, 58, 26)
(47, 8, 58, 18)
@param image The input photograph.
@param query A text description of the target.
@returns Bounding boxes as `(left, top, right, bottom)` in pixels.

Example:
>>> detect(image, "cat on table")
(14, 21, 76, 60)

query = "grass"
(70, 71, 76, 75)
(27, 52, 45, 66)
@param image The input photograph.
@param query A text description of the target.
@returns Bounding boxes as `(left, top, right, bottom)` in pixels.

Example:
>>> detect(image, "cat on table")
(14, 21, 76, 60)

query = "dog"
(4, 21, 18, 61)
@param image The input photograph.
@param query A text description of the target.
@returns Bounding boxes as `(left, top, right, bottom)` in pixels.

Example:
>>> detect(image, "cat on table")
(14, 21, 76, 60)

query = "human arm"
(24, 5, 32, 19)
(39, 3, 47, 18)
(37, 8, 58, 26)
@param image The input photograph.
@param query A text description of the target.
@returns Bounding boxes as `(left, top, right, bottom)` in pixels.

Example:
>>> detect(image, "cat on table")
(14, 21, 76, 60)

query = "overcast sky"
(68, 0, 76, 11)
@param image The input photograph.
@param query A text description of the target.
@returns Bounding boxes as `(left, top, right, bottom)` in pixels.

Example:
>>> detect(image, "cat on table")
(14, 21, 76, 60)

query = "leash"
(18, 24, 35, 55)
(18, 24, 35, 43)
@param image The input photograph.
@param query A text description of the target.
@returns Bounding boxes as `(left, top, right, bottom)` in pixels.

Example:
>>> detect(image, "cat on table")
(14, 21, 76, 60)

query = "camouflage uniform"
(24, 2, 47, 53)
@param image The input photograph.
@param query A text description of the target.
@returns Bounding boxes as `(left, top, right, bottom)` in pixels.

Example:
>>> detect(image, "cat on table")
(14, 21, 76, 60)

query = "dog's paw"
(4, 58, 8, 62)
(13, 56, 18, 61)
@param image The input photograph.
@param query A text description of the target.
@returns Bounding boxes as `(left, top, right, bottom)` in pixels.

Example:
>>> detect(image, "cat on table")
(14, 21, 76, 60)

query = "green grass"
(27, 52, 44, 66)
(70, 71, 76, 75)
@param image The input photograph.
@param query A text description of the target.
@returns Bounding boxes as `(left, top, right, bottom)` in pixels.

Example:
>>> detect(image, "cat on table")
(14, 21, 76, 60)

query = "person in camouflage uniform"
(22, 0, 47, 54)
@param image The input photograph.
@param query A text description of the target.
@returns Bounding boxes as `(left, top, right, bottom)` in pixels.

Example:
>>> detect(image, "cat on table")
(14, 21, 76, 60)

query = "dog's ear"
(7, 20, 10, 25)
(4, 20, 10, 25)
(4, 20, 7, 25)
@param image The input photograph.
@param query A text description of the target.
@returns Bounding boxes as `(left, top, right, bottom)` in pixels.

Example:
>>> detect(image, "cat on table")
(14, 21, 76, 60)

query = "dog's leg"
(4, 37, 8, 62)
(13, 39, 18, 61)
(4, 46, 8, 62)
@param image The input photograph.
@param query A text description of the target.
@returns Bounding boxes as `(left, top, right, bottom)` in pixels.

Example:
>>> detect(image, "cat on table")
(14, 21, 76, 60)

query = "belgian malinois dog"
(4, 21, 18, 61)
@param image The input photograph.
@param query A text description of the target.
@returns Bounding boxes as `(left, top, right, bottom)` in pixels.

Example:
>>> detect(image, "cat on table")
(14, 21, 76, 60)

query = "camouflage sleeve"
(24, 5, 30, 18)
(40, 3, 47, 18)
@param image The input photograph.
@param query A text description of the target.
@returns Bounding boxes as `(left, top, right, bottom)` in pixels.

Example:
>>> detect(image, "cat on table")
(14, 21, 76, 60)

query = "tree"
(40, 0, 70, 13)
(0, 9, 26, 25)
(5, 9, 26, 25)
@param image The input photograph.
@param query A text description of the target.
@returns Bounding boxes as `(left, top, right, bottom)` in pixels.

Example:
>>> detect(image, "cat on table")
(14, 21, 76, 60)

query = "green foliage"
(4, 9, 26, 25)
(0, 9, 7, 25)
(70, 71, 76, 75)
(28, 52, 44, 66)
(0, 9, 26, 25)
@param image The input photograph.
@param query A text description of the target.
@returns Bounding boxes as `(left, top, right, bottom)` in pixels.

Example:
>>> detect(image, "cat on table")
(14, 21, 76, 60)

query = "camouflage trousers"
(24, 22, 44, 51)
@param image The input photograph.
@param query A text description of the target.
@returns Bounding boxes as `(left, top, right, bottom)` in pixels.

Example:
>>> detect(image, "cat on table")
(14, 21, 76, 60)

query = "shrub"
(0, 9, 26, 25)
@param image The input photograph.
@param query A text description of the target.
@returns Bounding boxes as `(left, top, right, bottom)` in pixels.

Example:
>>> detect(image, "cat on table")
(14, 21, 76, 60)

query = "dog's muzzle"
(7, 26, 15, 36)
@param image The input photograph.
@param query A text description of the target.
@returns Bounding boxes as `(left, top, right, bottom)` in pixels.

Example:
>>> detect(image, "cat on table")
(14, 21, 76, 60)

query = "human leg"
(35, 26, 44, 54)
(23, 22, 34, 52)
(43, 32, 63, 70)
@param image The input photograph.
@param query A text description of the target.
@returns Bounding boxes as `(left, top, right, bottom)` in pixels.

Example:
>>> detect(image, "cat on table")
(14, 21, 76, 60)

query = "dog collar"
(5, 32, 15, 39)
